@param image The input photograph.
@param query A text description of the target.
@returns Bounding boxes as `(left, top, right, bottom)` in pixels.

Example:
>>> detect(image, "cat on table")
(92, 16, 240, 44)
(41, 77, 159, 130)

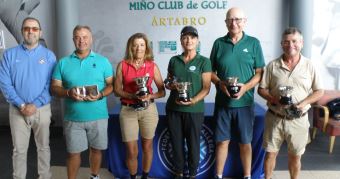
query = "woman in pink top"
(114, 33, 165, 179)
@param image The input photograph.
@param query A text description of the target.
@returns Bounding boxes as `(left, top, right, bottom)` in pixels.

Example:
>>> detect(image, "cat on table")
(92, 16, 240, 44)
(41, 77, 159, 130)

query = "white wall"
(312, 0, 340, 90)
(5, 0, 333, 125)
(79, 0, 285, 106)
(0, 0, 57, 125)
(0, 0, 56, 52)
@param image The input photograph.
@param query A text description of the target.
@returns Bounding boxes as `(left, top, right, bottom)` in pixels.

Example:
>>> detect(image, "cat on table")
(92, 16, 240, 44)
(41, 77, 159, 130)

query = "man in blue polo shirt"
(0, 17, 56, 179)
(210, 7, 265, 179)
(51, 25, 114, 179)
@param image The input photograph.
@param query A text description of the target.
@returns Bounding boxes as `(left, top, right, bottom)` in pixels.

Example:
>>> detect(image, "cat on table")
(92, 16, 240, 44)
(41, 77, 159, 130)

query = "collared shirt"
(120, 60, 155, 104)
(52, 51, 113, 121)
(166, 53, 212, 113)
(210, 32, 265, 108)
(0, 44, 56, 108)
(259, 55, 323, 114)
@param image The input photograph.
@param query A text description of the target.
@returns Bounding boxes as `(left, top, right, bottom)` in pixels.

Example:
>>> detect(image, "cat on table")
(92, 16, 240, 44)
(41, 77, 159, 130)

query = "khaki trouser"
(9, 104, 52, 179)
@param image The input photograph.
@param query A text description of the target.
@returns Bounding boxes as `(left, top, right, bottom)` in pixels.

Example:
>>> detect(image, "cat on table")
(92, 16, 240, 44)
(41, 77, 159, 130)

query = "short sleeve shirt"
(52, 51, 114, 121)
(120, 60, 155, 104)
(210, 32, 265, 107)
(166, 53, 212, 113)
(259, 55, 323, 114)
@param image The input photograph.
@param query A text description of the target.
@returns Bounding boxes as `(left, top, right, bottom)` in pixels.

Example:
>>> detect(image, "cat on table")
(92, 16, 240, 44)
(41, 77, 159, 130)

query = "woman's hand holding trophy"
(164, 76, 197, 105)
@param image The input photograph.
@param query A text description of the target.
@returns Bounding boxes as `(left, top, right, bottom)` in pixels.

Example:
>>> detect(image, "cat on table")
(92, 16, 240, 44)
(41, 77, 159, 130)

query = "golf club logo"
(157, 124, 215, 177)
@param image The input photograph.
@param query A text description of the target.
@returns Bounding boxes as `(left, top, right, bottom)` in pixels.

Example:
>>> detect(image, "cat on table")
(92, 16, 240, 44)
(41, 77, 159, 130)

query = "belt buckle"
(270, 109, 293, 120)
(132, 103, 148, 111)
(123, 101, 151, 111)
(132, 103, 142, 110)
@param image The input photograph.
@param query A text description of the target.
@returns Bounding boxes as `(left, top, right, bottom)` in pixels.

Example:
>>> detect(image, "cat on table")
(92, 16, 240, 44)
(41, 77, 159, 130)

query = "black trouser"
(166, 110, 204, 176)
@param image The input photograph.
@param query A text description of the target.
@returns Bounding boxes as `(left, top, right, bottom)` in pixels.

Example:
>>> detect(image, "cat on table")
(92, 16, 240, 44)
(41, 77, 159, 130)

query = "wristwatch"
(19, 103, 26, 110)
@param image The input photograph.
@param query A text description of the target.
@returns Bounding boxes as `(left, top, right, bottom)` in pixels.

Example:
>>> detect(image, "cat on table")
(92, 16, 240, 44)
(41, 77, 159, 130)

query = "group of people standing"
(0, 6, 323, 179)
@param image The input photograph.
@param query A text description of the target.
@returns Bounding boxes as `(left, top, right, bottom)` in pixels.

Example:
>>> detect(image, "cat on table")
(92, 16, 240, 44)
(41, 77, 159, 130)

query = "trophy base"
(229, 94, 238, 98)
(137, 91, 148, 96)
(227, 85, 240, 98)
(178, 97, 190, 102)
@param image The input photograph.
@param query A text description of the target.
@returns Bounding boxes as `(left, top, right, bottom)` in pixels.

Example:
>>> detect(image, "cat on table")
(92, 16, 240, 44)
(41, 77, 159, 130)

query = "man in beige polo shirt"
(258, 27, 324, 179)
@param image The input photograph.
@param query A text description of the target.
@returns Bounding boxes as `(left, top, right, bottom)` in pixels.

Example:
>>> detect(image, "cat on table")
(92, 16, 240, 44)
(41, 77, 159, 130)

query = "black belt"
(121, 99, 154, 107)
(268, 109, 307, 120)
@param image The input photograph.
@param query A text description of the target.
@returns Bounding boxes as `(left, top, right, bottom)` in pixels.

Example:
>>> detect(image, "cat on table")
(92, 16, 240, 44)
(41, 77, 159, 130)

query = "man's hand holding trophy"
(219, 76, 243, 99)
(278, 86, 303, 119)
(67, 85, 100, 101)
(225, 77, 242, 98)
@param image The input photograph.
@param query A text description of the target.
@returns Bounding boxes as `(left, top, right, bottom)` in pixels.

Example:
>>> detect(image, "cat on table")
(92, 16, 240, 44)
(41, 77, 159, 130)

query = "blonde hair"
(124, 33, 153, 61)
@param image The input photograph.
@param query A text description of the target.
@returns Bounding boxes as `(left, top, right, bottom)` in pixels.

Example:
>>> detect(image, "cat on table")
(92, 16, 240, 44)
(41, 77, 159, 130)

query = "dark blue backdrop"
(106, 103, 266, 179)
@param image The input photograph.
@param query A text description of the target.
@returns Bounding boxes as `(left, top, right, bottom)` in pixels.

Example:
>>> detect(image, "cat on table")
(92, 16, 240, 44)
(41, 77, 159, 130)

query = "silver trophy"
(278, 86, 293, 106)
(134, 76, 150, 110)
(75, 86, 86, 97)
(225, 77, 241, 98)
(164, 75, 177, 87)
(278, 86, 302, 118)
(176, 82, 192, 102)
(75, 85, 99, 97)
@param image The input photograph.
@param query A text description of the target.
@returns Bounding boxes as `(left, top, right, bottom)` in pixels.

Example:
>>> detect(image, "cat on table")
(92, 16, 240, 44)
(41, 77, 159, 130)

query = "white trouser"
(9, 104, 52, 179)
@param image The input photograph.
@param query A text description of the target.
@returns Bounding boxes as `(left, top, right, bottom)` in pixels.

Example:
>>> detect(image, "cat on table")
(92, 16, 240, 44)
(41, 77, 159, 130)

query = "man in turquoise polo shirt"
(51, 25, 114, 179)
(210, 7, 265, 179)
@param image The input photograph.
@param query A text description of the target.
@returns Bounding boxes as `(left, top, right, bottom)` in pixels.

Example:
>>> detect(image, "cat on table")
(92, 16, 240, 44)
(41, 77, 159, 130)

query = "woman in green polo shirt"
(165, 26, 212, 179)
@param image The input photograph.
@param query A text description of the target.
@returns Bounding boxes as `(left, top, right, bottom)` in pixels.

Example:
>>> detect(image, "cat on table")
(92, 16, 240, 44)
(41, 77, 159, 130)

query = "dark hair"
(73, 25, 92, 36)
(124, 33, 153, 61)
(21, 17, 41, 30)
(282, 27, 303, 40)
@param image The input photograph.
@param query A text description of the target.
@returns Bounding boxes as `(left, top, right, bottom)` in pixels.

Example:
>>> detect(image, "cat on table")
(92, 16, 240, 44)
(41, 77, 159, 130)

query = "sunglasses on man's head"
(22, 27, 40, 32)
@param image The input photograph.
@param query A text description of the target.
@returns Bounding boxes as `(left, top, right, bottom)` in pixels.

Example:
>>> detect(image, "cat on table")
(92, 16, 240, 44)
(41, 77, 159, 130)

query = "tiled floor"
(1, 126, 340, 179)
(51, 166, 114, 179)
(50, 167, 340, 179)
(272, 170, 340, 179)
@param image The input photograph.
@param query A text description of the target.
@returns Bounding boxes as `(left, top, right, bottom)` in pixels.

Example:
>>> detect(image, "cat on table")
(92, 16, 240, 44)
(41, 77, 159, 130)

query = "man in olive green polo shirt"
(210, 7, 265, 179)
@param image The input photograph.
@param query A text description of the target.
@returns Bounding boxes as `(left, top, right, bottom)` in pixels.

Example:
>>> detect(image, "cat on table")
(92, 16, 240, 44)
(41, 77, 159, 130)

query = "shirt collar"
(71, 50, 95, 60)
(224, 31, 247, 43)
(179, 53, 200, 62)
(279, 54, 305, 69)
(21, 44, 41, 52)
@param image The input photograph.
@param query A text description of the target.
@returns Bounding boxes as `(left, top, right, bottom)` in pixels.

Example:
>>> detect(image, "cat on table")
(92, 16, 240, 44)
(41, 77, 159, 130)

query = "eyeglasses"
(225, 18, 244, 24)
(22, 27, 40, 32)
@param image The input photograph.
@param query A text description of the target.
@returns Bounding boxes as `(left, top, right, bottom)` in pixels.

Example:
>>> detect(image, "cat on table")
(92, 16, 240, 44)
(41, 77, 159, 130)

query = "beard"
(24, 37, 39, 46)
